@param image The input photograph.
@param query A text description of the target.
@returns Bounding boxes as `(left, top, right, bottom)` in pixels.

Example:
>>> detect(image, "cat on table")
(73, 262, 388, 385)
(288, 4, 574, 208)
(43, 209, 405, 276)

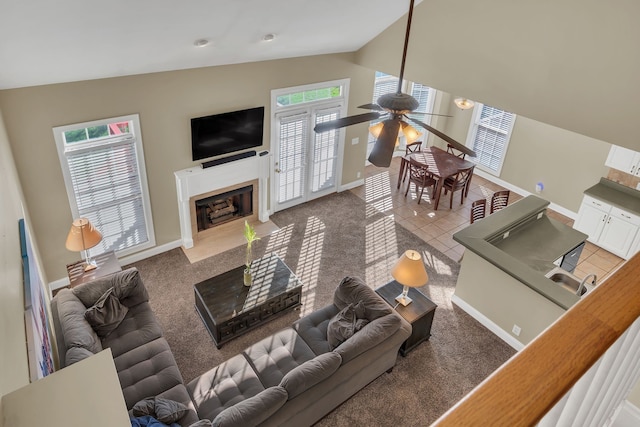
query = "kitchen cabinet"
(574, 194, 640, 259)
(605, 145, 640, 176)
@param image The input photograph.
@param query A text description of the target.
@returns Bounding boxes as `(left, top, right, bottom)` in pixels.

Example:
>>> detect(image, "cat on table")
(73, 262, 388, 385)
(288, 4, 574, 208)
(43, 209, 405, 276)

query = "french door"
(273, 105, 343, 212)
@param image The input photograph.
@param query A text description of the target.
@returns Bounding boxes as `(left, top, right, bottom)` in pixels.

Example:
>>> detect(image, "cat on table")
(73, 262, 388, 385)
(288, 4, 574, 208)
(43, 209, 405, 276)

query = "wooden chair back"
(447, 143, 467, 159)
(442, 166, 475, 208)
(470, 199, 487, 224)
(406, 141, 423, 154)
(405, 158, 436, 204)
(490, 190, 510, 214)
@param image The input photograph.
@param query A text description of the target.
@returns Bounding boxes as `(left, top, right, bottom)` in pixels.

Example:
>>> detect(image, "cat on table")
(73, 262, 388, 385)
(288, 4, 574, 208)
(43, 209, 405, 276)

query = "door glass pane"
(277, 114, 308, 203)
(311, 109, 340, 193)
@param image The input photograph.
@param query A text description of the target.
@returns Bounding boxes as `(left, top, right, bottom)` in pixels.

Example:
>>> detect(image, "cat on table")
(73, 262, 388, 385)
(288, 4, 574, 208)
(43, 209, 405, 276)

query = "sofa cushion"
(84, 287, 129, 338)
(211, 386, 288, 427)
(101, 301, 163, 358)
(278, 351, 342, 399)
(292, 304, 339, 355)
(114, 337, 185, 409)
(73, 267, 149, 308)
(55, 289, 103, 356)
(333, 276, 392, 321)
(326, 302, 369, 350)
(334, 313, 402, 364)
(132, 397, 189, 424)
(187, 353, 265, 421)
(65, 346, 94, 365)
(243, 328, 317, 388)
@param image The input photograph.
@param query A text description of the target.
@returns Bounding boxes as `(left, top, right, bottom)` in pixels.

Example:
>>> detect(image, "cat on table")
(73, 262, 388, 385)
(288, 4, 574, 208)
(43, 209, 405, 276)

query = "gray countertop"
(453, 195, 588, 310)
(584, 178, 640, 215)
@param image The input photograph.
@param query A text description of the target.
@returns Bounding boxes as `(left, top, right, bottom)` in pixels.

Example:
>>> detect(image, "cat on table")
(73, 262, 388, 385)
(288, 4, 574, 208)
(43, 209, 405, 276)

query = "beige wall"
(357, 0, 640, 153)
(0, 110, 30, 395)
(0, 54, 374, 281)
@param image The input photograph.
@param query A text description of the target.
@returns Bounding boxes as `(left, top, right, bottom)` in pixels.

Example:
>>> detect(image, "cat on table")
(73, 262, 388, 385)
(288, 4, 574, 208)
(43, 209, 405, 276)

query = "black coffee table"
(194, 253, 303, 348)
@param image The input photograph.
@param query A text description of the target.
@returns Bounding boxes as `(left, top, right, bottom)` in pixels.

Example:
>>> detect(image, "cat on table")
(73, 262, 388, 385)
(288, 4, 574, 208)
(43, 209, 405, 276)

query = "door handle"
(275, 168, 282, 173)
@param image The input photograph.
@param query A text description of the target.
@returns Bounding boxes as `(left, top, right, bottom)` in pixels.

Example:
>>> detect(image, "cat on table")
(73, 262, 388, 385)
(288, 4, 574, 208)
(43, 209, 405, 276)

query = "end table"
(54, 251, 122, 297)
(376, 280, 437, 356)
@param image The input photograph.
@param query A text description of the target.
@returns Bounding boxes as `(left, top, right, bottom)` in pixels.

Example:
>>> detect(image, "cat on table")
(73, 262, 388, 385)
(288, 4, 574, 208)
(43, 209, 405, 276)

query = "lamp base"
(84, 261, 97, 271)
(395, 294, 413, 306)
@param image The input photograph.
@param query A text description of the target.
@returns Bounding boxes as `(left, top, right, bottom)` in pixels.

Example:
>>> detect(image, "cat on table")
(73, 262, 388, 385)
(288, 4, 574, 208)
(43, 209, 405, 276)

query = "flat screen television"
(191, 106, 264, 161)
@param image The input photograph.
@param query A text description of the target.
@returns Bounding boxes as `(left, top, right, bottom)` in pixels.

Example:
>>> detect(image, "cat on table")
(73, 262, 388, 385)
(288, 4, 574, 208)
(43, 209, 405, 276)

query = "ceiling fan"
(313, 0, 476, 167)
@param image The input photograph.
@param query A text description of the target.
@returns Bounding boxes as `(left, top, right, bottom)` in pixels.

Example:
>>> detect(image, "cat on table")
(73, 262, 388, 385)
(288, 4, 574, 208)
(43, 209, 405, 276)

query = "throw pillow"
(334, 276, 392, 321)
(84, 287, 129, 338)
(132, 397, 189, 425)
(327, 304, 355, 350)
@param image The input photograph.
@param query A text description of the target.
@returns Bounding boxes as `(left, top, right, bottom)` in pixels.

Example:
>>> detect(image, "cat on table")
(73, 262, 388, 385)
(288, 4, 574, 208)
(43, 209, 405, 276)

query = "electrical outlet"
(512, 324, 521, 336)
(357, 171, 361, 178)
(503, 230, 510, 239)
(351, 137, 359, 145)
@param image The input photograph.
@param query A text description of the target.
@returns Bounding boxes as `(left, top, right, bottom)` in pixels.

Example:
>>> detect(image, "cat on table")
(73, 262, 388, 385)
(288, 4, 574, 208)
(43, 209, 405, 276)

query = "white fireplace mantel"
(174, 154, 270, 248)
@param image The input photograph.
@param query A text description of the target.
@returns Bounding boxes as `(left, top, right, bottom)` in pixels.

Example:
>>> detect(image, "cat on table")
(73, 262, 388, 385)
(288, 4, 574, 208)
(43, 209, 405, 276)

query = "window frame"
(465, 103, 516, 176)
(53, 113, 155, 257)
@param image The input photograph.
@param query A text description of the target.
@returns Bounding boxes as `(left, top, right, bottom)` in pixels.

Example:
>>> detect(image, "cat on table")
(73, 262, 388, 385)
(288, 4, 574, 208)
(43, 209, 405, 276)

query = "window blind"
(277, 113, 308, 203)
(471, 105, 515, 174)
(65, 136, 149, 254)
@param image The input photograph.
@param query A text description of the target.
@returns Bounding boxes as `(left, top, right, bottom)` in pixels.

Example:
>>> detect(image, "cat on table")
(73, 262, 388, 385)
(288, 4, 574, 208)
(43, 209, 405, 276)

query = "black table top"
(194, 253, 301, 323)
(375, 280, 437, 323)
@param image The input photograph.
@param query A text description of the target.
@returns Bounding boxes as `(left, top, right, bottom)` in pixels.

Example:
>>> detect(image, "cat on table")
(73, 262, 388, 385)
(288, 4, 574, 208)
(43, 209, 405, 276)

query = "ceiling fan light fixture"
(454, 98, 475, 110)
(401, 122, 422, 143)
(368, 122, 385, 138)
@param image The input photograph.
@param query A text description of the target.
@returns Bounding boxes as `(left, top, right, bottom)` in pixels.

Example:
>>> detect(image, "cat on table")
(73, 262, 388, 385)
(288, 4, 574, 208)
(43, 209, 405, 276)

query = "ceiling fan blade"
(367, 119, 401, 167)
(406, 116, 477, 157)
(357, 103, 384, 111)
(313, 112, 381, 133)
(422, 112, 453, 118)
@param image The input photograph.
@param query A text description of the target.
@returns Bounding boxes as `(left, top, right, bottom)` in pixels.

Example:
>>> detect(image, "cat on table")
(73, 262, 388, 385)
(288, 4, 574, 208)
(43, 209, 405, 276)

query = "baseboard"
(451, 294, 525, 351)
(339, 178, 365, 192)
(609, 400, 640, 427)
(48, 240, 183, 293)
(473, 169, 578, 220)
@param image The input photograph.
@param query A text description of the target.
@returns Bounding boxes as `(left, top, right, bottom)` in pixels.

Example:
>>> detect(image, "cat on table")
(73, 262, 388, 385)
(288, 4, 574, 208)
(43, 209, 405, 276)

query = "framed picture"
(19, 218, 55, 380)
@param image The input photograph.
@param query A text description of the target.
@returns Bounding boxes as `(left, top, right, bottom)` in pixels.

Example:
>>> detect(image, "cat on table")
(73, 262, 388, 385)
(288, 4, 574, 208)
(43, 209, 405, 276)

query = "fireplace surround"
(175, 154, 270, 248)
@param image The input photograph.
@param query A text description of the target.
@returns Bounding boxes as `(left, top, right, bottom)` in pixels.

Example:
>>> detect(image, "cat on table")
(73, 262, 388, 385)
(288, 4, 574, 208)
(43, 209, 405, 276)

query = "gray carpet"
(126, 191, 515, 426)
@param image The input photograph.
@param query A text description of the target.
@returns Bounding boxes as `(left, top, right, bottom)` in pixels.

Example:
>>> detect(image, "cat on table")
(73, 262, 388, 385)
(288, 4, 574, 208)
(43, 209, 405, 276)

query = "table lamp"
(66, 218, 103, 271)
(391, 249, 429, 306)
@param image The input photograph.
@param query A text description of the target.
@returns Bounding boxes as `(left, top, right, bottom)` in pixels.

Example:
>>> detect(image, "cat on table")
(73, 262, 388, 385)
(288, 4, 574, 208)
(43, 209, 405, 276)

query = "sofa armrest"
(72, 268, 149, 308)
(334, 313, 406, 364)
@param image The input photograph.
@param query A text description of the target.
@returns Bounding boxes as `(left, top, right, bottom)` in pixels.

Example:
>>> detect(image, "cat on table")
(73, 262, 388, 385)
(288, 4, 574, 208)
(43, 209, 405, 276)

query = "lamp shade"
(454, 98, 475, 110)
(65, 218, 102, 252)
(391, 249, 428, 288)
(401, 122, 423, 143)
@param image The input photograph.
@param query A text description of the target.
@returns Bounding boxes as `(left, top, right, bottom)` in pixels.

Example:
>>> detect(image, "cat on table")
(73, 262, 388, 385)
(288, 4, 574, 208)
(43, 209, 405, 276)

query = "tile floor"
(350, 156, 626, 285)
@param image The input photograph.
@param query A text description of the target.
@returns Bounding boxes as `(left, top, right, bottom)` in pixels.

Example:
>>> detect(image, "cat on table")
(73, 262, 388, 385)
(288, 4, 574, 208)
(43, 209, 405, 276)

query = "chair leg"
(405, 182, 410, 197)
(418, 186, 424, 204)
(450, 190, 454, 208)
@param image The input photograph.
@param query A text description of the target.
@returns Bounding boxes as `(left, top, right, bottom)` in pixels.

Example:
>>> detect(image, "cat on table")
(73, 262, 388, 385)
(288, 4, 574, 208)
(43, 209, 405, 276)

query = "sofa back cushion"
(73, 267, 148, 308)
(212, 386, 288, 427)
(333, 276, 392, 322)
(278, 351, 342, 399)
(56, 289, 103, 358)
(334, 313, 401, 364)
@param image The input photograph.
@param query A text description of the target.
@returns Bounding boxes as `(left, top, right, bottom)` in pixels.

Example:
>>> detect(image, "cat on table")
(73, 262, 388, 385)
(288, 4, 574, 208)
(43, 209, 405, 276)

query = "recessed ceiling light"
(262, 33, 276, 42)
(194, 39, 209, 47)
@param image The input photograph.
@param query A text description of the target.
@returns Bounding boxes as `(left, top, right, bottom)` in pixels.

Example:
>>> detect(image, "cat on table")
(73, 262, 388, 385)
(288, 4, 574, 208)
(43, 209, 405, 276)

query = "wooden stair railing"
(433, 253, 640, 426)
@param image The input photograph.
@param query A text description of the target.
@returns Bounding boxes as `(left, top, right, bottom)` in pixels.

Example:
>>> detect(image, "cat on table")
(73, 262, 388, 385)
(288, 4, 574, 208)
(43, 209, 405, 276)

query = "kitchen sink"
(545, 267, 590, 296)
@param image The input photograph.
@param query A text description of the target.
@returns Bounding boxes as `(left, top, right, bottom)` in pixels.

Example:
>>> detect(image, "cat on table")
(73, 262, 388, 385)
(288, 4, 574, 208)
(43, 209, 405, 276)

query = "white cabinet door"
(598, 215, 639, 257)
(574, 197, 610, 242)
(605, 145, 640, 176)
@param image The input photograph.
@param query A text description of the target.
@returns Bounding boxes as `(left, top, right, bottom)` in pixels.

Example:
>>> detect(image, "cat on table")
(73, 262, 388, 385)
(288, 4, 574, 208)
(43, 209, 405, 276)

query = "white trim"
(473, 168, 578, 220)
(339, 178, 365, 192)
(451, 294, 525, 351)
(610, 400, 640, 427)
(48, 239, 183, 293)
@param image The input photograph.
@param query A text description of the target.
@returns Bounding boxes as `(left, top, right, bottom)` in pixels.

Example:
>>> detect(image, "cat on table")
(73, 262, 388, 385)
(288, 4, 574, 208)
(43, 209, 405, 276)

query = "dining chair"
(446, 143, 467, 159)
(405, 158, 436, 204)
(400, 141, 424, 186)
(490, 190, 510, 214)
(470, 199, 487, 224)
(442, 165, 475, 208)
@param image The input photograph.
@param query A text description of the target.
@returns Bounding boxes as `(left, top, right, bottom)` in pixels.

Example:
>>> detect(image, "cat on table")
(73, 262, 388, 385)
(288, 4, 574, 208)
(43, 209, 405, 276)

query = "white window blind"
(54, 114, 155, 257)
(467, 104, 516, 175)
(312, 108, 340, 192)
(276, 112, 308, 203)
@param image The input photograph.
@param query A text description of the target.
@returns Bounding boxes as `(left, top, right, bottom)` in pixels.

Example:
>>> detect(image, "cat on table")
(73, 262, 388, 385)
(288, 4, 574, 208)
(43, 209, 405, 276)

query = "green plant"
(244, 220, 260, 269)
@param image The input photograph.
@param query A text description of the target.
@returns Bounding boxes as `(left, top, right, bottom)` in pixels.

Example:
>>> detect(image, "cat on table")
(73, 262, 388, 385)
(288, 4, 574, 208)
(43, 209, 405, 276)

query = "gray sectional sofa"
(51, 269, 411, 427)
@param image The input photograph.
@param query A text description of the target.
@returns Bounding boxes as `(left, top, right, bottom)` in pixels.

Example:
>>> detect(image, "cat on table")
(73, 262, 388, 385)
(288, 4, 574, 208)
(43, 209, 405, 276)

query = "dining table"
(397, 146, 475, 210)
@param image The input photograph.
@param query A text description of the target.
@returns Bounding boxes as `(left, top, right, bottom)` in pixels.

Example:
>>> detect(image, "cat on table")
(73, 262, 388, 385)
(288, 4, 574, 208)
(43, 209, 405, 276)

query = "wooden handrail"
(433, 253, 640, 426)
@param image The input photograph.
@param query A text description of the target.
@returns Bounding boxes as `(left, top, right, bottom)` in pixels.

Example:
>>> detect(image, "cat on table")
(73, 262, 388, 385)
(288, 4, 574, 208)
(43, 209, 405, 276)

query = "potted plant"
(243, 220, 260, 286)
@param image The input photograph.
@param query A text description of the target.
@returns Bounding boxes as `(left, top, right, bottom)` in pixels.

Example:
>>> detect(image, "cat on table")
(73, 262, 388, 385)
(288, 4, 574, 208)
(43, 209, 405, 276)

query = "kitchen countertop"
(584, 178, 640, 215)
(453, 195, 588, 309)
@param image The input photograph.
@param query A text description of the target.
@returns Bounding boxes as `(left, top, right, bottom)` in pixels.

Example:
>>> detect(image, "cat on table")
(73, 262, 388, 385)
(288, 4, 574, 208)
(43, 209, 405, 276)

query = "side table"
(376, 280, 437, 356)
(54, 251, 122, 297)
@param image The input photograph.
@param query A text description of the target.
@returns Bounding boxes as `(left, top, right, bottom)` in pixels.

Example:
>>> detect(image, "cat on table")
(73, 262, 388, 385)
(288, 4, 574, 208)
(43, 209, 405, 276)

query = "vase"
(243, 267, 252, 287)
